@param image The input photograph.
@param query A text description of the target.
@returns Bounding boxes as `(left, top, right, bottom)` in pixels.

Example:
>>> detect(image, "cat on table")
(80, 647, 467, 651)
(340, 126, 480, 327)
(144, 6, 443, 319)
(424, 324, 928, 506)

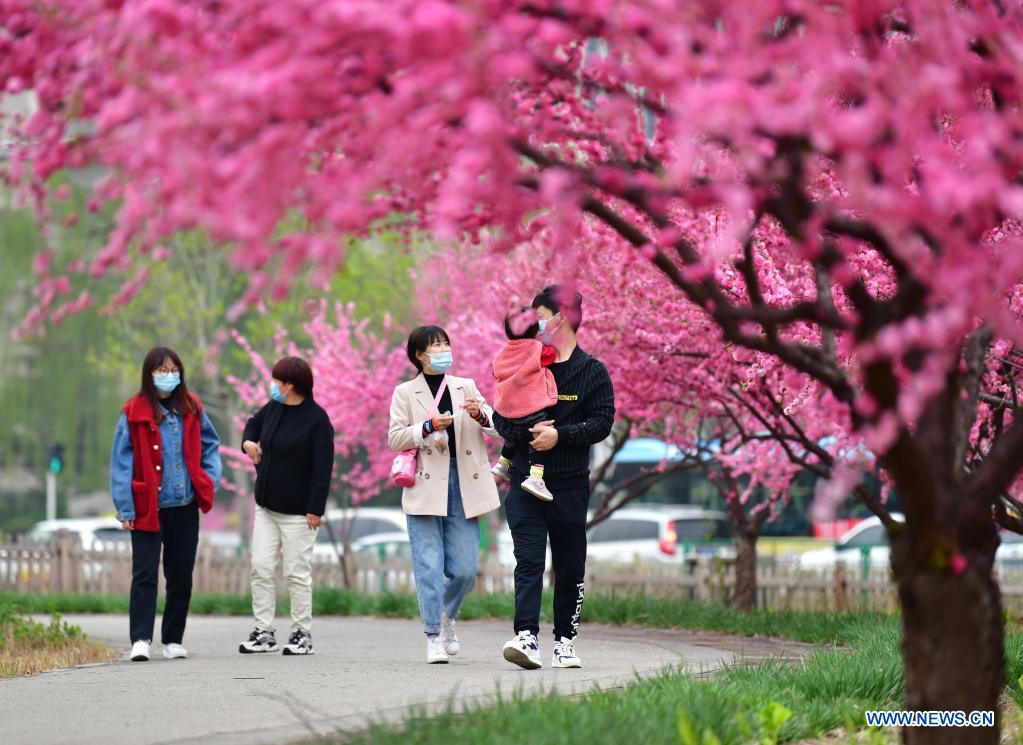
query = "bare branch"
(852, 484, 898, 529)
(588, 419, 632, 493)
(512, 139, 855, 402)
(814, 261, 837, 365)
(824, 215, 910, 280)
(588, 460, 701, 526)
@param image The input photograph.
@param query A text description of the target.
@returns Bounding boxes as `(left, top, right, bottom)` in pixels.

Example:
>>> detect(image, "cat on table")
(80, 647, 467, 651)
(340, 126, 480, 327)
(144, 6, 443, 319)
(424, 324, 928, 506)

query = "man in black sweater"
(493, 286, 615, 670)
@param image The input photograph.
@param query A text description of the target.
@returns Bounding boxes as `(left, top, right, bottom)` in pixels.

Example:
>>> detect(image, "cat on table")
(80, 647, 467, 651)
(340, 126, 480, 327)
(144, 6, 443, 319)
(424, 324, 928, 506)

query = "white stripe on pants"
(250, 506, 317, 634)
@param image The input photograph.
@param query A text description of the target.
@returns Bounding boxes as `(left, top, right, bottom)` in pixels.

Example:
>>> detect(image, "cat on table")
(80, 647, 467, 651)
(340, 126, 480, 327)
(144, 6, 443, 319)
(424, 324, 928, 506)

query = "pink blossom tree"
(6, 2, 1023, 738)
(419, 228, 856, 611)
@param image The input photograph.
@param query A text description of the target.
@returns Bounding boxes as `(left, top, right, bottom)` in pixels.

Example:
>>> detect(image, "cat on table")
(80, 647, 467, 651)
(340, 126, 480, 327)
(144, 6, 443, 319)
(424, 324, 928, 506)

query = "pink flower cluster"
(7, 1, 1023, 523)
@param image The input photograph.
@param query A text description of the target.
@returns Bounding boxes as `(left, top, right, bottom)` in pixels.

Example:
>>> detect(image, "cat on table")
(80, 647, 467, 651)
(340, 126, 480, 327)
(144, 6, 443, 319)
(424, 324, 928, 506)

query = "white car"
(993, 529, 1023, 572)
(22, 517, 130, 584)
(313, 507, 408, 563)
(28, 517, 129, 551)
(351, 532, 412, 564)
(798, 513, 1023, 573)
(586, 506, 732, 564)
(798, 515, 904, 572)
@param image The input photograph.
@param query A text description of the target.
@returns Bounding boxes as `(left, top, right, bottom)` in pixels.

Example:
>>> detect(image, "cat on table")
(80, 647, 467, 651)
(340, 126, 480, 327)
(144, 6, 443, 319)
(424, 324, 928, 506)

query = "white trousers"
(250, 506, 318, 634)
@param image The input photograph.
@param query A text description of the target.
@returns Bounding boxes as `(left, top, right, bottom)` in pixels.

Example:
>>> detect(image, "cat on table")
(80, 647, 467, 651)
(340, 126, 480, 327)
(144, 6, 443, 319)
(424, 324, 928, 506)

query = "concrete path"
(0, 614, 814, 745)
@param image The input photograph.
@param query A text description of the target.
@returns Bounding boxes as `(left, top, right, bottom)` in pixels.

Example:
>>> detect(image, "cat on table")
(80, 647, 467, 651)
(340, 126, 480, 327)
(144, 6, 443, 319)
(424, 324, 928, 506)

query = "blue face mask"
(153, 372, 180, 394)
(428, 351, 453, 374)
(270, 382, 287, 403)
(537, 313, 560, 334)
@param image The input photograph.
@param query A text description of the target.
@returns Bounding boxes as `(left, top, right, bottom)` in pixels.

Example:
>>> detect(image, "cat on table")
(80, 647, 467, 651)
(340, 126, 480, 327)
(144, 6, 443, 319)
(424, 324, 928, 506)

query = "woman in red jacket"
(110, 347, 221, 662)
(490, 307, 559, 501)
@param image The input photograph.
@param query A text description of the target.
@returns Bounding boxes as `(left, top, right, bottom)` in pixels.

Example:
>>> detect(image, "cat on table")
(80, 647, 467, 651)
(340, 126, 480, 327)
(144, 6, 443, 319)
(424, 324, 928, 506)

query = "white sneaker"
(282, 630, 314, 656)
(426, 635, 449, 664)
(552, 636, 581, 668)
(491, 462, 511, 482)
(502, 631, 542, 669)
(162, 643, 188, 660)
(130, 640, 151, 662)
(440, 616, 460, 656)
(239, 628, 278, 654)
(521, 477, 554, 501)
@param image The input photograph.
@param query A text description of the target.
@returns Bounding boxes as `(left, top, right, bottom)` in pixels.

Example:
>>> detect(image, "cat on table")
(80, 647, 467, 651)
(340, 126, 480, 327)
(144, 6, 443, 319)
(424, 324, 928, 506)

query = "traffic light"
(48, 442, 65, 475)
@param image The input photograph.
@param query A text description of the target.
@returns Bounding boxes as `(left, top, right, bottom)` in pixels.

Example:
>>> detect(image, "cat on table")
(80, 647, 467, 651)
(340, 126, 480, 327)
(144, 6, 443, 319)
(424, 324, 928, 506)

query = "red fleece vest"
(123, 393, 215, 532)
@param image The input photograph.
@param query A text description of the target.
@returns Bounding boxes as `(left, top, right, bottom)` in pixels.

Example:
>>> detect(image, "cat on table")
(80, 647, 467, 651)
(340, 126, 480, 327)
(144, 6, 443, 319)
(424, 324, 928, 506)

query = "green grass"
(335, 621, 907, 745)
(2, 589, 1019, 742)
(0, 589, 883, 646)
(334, 618, 1023, 745)
(0, 604, 116, 677)
(579, 593, 883, 644)
(0, 602, 84, 650)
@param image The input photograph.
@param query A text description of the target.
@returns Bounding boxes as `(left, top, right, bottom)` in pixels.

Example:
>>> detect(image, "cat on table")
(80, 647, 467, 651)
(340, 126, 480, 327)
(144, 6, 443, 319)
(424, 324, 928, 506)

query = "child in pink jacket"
(491, 307, 559, 501)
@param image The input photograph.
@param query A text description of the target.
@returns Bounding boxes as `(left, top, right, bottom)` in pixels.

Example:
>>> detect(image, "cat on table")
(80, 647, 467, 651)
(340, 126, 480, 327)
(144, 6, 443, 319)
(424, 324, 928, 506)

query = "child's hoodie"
(492, 339, 558, 419)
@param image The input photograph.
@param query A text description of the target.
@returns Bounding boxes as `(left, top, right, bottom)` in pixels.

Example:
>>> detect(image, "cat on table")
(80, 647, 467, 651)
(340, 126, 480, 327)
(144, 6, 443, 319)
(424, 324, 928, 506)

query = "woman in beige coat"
(388, 325, 501, 664)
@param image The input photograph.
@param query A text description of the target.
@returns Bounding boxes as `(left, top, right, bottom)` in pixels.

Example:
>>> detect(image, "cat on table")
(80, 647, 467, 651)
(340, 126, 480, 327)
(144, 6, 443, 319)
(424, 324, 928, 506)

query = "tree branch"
(513, 139, 855, 402)
(588, 459, 701, 526)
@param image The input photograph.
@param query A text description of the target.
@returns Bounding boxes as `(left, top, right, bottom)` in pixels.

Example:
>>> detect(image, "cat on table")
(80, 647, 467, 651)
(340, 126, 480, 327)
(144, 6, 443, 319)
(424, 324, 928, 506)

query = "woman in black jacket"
(237, 357, 334, 656)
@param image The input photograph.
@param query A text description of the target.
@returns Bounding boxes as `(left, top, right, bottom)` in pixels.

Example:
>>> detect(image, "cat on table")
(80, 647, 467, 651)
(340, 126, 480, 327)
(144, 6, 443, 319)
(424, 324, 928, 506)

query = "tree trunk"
(732, 528, 758, 611)
(890, 532, 1003, 745)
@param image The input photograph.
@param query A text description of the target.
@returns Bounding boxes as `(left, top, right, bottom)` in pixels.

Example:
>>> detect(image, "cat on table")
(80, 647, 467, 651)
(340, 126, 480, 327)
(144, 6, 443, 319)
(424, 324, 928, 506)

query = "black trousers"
(129, 500, 200, 644)
(498, 410, 550, 468)
(504, 481, 588, 639)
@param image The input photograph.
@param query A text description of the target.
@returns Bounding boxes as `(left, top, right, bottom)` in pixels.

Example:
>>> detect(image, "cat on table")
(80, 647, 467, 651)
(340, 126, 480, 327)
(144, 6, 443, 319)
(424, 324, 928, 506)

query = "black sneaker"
(282, 629, 313, 656)
(239, 628, 278, 654)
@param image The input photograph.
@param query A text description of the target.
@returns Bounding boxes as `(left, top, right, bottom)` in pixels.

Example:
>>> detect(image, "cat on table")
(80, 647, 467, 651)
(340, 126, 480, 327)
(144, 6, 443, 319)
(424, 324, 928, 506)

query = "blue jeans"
(406, 458, 480, 635)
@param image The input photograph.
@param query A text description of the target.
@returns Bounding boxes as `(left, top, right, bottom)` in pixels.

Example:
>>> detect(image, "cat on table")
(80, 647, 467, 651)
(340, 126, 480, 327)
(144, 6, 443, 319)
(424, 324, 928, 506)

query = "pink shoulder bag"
(391, 377, 449, 488)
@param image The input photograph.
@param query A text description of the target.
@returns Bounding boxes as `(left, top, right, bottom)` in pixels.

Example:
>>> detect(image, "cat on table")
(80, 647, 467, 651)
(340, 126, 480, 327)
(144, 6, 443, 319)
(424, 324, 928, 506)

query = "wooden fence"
(0, 534, 420, 598)
(8, 533, 1023, 614)
(585, 559, 900, 613)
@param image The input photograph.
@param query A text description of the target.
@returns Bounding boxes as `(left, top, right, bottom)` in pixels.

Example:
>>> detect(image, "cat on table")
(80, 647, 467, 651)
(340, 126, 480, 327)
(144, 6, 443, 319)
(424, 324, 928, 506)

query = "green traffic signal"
(48, 443, 65, 474)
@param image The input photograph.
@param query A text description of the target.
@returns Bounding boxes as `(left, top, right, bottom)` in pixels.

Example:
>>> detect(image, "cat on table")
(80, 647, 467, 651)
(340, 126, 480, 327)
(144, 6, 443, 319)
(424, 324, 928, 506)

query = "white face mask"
(537, 313, 561, 342)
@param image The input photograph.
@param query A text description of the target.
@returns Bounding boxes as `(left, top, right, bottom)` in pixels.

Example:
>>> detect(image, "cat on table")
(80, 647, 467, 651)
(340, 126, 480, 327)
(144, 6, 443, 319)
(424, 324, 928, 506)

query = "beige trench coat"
(387, 374, 501, 519)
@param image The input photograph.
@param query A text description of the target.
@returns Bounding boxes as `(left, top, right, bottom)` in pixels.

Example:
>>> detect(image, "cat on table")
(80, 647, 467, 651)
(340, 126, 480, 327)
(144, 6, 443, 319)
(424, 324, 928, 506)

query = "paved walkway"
(0, 614, 813, 745)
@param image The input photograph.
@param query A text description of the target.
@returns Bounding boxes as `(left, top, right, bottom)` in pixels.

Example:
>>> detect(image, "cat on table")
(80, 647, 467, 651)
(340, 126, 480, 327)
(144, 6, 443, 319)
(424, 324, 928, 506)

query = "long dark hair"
(139, 347, 198, 422)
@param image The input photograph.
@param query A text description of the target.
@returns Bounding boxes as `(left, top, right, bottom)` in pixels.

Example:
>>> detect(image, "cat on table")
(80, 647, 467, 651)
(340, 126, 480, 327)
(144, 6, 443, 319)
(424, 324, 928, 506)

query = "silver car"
(586, 506, 732, 564)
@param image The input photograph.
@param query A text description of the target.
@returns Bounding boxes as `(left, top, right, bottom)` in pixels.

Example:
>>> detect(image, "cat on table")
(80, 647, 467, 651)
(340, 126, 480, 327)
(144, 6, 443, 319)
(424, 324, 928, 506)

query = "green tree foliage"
(0, 190, 421, 532)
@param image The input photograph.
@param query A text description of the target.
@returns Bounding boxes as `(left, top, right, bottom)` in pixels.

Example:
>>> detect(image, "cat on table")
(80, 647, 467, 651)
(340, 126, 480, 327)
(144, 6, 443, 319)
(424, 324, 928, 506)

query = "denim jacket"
(110, 403, 221, 521)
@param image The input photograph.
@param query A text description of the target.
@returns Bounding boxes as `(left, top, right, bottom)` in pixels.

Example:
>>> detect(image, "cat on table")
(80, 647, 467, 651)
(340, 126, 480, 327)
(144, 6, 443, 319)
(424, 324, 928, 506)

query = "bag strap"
(428, 376, 449, 417)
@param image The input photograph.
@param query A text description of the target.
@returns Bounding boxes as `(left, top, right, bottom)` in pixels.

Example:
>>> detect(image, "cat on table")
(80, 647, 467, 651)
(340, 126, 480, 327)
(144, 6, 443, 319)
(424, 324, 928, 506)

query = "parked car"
(19, 517, 129, 584)
(313, 507, 408, 563)
(998, 530, 1023, 572)
(798, 513, 1023, 574)
(351, 532, 412, 564)
(586, 506, 733, 564)
(27, 517, 129, 551)
(798, 514, 904, 571)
